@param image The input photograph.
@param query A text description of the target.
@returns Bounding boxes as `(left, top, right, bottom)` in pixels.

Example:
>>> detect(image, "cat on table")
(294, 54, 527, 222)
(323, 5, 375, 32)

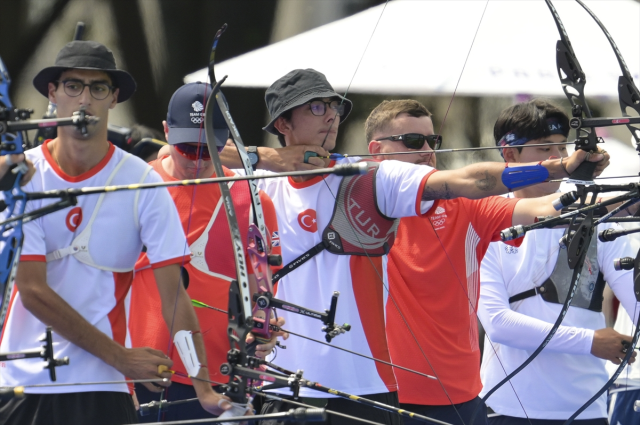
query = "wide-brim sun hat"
(263, 68, 352, 135)
(33, 40, 136, 103)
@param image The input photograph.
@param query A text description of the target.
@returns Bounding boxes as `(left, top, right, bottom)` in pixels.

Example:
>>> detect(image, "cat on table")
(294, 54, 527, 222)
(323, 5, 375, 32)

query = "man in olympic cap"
(0, 41, 225, 424)
(219, 69, 609, 424)
(128, 82, 285, 421)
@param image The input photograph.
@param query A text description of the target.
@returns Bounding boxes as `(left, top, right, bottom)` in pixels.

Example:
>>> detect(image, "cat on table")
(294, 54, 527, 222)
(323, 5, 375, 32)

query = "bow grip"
(569, 160, 596, 183)
(0, 164, 19, 191)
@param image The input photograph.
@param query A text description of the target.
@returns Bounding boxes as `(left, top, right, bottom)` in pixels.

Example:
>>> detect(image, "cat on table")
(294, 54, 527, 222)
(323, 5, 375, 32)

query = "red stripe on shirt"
(350, 256, 397, 392)
(20, 255, 46, 262)
(109, 271, 134, 393)
(151, 255, 191, 270)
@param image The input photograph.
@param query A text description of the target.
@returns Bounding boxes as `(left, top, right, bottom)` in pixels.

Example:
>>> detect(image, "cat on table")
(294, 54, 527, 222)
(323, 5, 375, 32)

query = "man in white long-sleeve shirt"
(478, 99, 640, 425)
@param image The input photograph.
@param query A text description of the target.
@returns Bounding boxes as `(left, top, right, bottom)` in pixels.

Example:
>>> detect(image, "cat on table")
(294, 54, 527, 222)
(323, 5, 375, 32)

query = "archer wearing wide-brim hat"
(0, 40, 223, 424)
(220, 68, 610, 425)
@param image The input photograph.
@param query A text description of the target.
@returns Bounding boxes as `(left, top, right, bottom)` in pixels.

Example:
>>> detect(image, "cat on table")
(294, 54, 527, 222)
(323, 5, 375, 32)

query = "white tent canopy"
(185, 0, 640, 97)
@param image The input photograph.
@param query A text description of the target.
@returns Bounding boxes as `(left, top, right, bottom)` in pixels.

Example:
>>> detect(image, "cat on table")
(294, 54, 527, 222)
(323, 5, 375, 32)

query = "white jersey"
(607, 305, 640, 390)
(0, 141, 188, 394)
(253, 157, 434, 397)
(479, 224, 640, 419)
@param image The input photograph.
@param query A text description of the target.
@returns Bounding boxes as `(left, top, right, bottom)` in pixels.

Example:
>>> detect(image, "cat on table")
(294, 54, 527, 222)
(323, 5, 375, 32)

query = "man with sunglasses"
(128, 82, 284, 421)
(364, 99, 579, 424)
(0, 42, 227, 424)
(366, 99, 628, 425)
(217, 69, 609, 424)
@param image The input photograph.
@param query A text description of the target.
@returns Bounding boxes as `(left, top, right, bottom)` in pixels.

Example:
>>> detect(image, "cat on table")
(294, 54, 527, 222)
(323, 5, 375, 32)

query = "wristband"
(501, 162, 549, 191)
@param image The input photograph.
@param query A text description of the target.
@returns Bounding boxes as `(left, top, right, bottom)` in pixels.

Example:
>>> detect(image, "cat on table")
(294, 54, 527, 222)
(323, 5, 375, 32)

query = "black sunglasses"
(377, 133, 442, 150)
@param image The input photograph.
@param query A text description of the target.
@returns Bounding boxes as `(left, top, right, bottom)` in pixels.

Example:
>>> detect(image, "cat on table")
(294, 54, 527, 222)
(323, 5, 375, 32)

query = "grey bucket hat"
(33, 40, 136, 103)
(263, 68, 352, 135)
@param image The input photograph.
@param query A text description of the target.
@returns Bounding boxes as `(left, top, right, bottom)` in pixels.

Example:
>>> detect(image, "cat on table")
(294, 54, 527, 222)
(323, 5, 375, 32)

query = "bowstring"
(435, 1, 489, 138)
(426, 1, 534, 422)
(313, 1, 492, 422)
(318, 175, 466, 423)
(423, 202, 532, 425)
(313, 0, 466, 420)
(319, 0, 390, 150)
(425, 0, 532, 421)
(315, 1, 537, 424)
(160, 84, 210, 421)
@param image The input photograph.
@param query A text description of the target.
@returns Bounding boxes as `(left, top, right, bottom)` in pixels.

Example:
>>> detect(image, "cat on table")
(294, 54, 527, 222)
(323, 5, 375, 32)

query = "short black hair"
(494, 99, 570, 153)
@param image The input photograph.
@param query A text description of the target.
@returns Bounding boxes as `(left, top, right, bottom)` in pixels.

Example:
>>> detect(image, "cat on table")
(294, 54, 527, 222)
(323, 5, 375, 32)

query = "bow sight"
(0, 327, 69, 393)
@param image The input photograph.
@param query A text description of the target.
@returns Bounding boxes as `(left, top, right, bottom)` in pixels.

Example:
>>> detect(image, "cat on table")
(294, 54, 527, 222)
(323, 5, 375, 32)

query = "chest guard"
(323, 161, 398, 255)
(272, 161, 398, 283)
(509, 229, 606, 312)
(45, 154, 153, 272)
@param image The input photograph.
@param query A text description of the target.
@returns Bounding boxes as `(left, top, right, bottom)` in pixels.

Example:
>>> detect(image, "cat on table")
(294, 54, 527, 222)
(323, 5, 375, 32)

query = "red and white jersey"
(0, 141, 188, 394)
(252, 157, 434, 397)
(386, 196, 518, 405)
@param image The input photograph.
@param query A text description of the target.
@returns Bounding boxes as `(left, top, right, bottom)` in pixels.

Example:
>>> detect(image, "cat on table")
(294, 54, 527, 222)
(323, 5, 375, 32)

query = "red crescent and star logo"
(65, 207, 83, 232)
(297, 209, 317, 233)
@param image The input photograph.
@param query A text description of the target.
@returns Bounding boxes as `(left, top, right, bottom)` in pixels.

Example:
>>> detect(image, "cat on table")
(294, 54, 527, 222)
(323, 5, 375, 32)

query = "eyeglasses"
(56, 79, 115, 100)
(377, 133, 442, 150)
(306, 99, 346, 117)
(174, 143, 211, 160)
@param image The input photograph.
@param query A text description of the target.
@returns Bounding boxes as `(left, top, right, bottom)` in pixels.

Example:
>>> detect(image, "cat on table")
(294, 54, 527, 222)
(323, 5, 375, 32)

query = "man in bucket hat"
(0, 41, 226, 424)
(220, 68, 609, 424)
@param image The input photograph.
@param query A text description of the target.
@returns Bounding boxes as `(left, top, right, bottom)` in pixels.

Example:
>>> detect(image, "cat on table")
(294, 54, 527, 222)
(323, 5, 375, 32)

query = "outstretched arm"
(423, 149, 608, 201)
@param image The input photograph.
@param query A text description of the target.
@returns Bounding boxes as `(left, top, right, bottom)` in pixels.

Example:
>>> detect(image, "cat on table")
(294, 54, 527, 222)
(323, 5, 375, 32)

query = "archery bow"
(200, 24, 457, 425)
(469, 1, 618, 420)
(558, 1, 640, 422)
(203, 25, 352, 412)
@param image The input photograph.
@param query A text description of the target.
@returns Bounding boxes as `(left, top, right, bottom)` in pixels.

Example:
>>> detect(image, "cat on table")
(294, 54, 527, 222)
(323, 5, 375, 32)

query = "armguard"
(174, 330, 203, 377)
(502, 163, 549, 191)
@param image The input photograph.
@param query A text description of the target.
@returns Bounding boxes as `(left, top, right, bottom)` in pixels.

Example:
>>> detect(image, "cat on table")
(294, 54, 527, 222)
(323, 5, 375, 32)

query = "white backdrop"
(185, 0, 640, 97)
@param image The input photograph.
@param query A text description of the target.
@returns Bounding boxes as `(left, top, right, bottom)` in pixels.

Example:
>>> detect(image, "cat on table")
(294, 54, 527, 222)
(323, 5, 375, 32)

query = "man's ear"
(273, 116, 291, 135)
(109, 88, 119, 109)
(162, 120, 169, 142)
(47, 82, 58, 104)
(368, 140, 381, 155)
(502, 147, 519, 163)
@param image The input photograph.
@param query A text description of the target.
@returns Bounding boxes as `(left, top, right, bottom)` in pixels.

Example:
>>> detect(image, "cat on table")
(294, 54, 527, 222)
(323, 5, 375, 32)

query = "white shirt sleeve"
(137, 169, 189, 265)
(20, 178, 47, 257)
(479, 243, 594, 355)
(374, 160, 434, 218)
(601, 226, 640, 324)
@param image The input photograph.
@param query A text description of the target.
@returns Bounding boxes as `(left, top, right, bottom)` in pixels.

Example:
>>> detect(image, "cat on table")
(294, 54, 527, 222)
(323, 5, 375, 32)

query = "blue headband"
(497, 118, 566, 157)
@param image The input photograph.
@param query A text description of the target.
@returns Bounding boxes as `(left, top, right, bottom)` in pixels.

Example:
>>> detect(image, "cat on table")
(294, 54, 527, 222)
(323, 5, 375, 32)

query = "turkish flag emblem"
(65, 207, 83, 232)
(297, 209, 318, 233)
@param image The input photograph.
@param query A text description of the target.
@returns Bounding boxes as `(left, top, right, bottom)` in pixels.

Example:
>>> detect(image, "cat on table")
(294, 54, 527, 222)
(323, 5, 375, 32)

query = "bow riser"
(247, 224, 274, 342)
